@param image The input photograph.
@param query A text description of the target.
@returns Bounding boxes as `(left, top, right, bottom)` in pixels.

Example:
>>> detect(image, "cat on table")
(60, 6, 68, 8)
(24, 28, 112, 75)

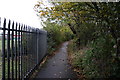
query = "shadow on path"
(36, 42, 77, 78)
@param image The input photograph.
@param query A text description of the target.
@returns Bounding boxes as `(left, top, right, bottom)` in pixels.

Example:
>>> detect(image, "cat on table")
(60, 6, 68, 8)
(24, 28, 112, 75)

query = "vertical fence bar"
(23, 25, 25, 77)
(23, 25, 26, 77)
(11, 21, 14, 79)
(26, 26, 28, 75)
(38, 31, 40, 64)
(30, 27, 33, 69)
(20, 25, 23, 79)
(25, 26, 27, 77)
(27, 27, 30, 72)
(36, 29, 38, 64)
(35, 29, 37, 65)
(2, 19, 6, 80)
(34, 29, 35, 65)
(32, 29, 35, 67)
(29, 27, 31, 71)
(31, 28, 33, 69)
(32, 29, 34, 68)
(18, 23, 21, 79)
(7, 20, 11, 79)
(15, 22, 18, 79)
(30, 28, 33, 69)
(36, 30, 39, 64)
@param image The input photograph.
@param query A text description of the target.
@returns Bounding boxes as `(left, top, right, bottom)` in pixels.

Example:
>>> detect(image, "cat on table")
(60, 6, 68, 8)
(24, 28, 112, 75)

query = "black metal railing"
(0, 17, 47, 79)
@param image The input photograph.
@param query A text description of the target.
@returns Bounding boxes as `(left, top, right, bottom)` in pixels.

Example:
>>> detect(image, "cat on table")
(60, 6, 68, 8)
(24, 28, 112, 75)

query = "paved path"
(36, 42, 77, 78)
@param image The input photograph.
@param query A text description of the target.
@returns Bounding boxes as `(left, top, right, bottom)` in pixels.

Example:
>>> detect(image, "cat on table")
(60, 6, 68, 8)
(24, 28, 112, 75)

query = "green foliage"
(35, 1, 120, 78)
(82, 36, 115, 78)
(43, 21, 73, 55)
(76, 23, 99, 46)
(68, 36, 120, 78)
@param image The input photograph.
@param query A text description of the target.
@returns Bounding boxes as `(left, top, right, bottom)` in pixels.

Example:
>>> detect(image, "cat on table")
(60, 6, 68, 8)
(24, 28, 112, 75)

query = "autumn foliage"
(34, 1, 120, 78)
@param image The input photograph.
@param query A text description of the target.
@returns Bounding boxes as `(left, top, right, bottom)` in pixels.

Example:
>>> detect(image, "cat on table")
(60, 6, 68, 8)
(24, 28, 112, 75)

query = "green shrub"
(68, 35, 120, 78)
(82, 36, 120, 78)
(43, 21, 73, 55)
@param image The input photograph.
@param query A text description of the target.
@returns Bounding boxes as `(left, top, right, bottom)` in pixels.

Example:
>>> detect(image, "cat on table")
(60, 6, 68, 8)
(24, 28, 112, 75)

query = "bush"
(68, 35, 120, 78)
(43, 21, 73, 55)
(82, 36, 120, 78)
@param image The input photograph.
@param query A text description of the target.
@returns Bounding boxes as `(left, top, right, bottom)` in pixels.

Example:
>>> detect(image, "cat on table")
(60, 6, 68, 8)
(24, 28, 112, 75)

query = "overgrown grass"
(68, 36, 120, 78)
(67, 40, 88, 78)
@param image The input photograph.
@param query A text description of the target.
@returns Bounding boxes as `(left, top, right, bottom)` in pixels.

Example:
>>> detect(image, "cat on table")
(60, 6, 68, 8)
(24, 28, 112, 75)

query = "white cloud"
(0, 0, 42, 29)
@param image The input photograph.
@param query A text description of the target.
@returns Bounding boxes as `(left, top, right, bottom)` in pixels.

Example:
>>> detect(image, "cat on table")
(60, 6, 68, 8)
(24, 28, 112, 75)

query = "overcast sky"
(0, 0, 43, 29)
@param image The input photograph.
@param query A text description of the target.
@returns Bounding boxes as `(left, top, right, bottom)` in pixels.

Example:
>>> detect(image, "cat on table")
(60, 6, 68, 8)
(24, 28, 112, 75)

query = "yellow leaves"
(40, 11, 49, 16)
(79, 11, 88, 15)
(45, 7, 49, 10)
(51, 7, 55, 10)
(61, 13, 65, 16)
(57, 17, 62, 20)
(37, 1, 43, 5)
(79, 11, 84, 14)
(37, 2, 72, 18)
(62, 2, 72, 8)
(35, 1, 44, 7)
(51, 11, 64, 18)
(35, 4, 40, 7)
(39, 10, 44, 13)
(45, 12, 48, 15)
(40, 12, 45, 16)
(55, 12, 62, 16)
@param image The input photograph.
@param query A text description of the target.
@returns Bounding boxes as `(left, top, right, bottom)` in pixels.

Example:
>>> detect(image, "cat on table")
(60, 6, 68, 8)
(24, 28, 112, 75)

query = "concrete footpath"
(36, 42, 77, 79)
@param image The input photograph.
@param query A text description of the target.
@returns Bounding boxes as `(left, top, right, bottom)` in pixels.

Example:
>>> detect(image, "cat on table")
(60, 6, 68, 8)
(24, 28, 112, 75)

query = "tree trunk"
(67, 23, 77, 34)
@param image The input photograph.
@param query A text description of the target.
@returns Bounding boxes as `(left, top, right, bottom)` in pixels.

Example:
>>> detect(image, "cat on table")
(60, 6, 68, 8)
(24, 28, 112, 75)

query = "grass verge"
(67, 40, 88, 79)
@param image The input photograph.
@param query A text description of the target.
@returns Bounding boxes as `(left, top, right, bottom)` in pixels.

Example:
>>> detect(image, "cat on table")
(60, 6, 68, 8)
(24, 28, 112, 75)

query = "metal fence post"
(37, 30, 39, 64)
(7, 20, 11, 79)
(2, 19, 6, 80)
(11, 21, 14, 79)
(20, 25, 23, 79)
(18, 23, 21, 79)
(15, 22, 18, 79)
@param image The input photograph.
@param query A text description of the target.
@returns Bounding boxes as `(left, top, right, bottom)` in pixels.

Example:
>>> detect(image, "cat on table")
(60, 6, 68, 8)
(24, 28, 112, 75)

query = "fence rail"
(0, 17, 47, 79)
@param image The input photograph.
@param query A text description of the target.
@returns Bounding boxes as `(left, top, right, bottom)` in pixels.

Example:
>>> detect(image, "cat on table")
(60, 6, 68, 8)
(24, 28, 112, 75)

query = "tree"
(34, 1, 120, 59)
